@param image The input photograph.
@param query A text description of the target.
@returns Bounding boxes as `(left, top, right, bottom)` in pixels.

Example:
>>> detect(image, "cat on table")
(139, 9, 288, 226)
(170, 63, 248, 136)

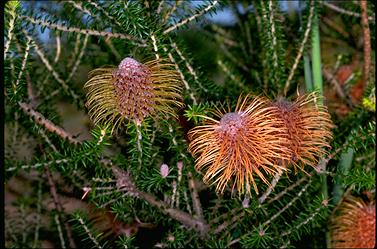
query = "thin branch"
(227, 238, 241, 247)
(210, 24, 238, 47)
(19, 102, 80, 144)
(167, 123, 188, 159)
(6, 158, 70, 172)
(360, 0, 371, 85)
(104, 38, 121, 60)
(87, 1, 124, 29)
(171, 42, 208, 92)
(258, 169, 283, 204)
(13, 36, 33, 95)
(183, 190, 193, 214)
(54, 214, 66, 249)
(164, 47, 197, 104)
(151, 35, 160, 60)
(45, 166, 76, 248)
(77, 216, 103, 249)
(22, 31, 80, 102)
(267, 175, 309, 204)
(176, 161, 184, 208)
(213, 211, 245, 234)
(19, 15, 146, 47)
(68, 33, 82, 68)
(171, 180, 178, 208)
(283, 0, 315, 96)
(53, 35, 61, 64)
(162, 0, 183, 23)
(66, 34, 89, 82)
(210, 207, 242, 226)
(33, 180, 42, 248)
(112, 166, 210, 238)
(321, 1, 375, 22)
(217, 60, 244, 87)
(157, 0, 165, 15)
(38, 128, 58, 152)
(15, 41, 37, 107)
(262, 180, 312, 228)
(188, 171, 204, 221)
(281, 203, 326, 237)
(219, 43, 249, 72)
(135, 123, 143, 169)
(322, 67, 354, 107)
(322, 16, 350, 38)
(163, 1, 219, 34)
(68, 1, 92, 17)
(268, 0, 278, 71)
(4, 2, 18, 60)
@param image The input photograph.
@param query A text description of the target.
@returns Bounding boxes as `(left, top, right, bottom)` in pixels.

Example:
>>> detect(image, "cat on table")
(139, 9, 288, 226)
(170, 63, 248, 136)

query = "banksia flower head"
(270, 92, 333, 171)
(84, 57, 182, 133)
(188, 95, 290, 195)
(331, 195, 375, 248)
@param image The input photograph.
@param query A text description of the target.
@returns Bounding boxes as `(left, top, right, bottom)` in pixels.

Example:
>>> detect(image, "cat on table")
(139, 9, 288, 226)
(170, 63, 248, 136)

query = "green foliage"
(339, 166, 375, 192)
(70, 211, 108, 249)
(241, 225, 275, 248)
(184, 103, 211, 124)
(4, 1, 375, 248)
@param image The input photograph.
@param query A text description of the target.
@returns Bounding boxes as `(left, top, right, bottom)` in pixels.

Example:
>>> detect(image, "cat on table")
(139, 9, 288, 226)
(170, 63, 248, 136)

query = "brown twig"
(360, 0, 371, 85)
(213, 211, 245, 235)
(321, 1, 375, 22)
(22, 30, 81, 102)
(258, 169, 283, 204)
(44, 166, 76, 248)
(111, 166, 210, 238)
(209, 207, 242, 226)
(20, 15, 146, 47)
(283, 0, 315, 96)
(322, 16, 349, 38)
(162, 0, 183, 23)
(163, 1, 218, 34)
(164, 46, 198, 104)
(188, 171, 204, 221)
(322, 67, 354, 107)
(267, 175, 309, 204)
(18, 102, 80, 144)
(262, 179, 312, 228)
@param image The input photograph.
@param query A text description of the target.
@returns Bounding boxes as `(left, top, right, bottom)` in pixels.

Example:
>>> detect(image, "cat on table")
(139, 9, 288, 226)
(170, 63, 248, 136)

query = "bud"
(242, 196, 250, 208)
(160, 163, 169, 178)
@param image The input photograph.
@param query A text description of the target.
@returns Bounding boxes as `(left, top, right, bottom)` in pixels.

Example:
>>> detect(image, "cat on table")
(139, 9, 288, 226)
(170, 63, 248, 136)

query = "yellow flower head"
(84, 57, 183, 133)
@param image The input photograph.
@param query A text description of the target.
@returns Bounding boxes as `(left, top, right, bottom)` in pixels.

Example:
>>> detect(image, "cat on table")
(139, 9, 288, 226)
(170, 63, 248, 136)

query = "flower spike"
(84, 57, 183, 133)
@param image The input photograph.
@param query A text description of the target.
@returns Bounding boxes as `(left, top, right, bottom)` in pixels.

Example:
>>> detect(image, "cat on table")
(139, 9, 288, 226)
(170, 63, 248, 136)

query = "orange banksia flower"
(188, 95, 290, 195)
(270, 92, 333, 171)
(331, 196, 376, 248)
(84, 57, 182, 133)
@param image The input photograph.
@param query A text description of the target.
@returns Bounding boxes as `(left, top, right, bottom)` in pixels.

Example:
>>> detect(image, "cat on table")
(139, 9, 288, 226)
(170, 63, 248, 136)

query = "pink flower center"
(219, 112, 244, 139)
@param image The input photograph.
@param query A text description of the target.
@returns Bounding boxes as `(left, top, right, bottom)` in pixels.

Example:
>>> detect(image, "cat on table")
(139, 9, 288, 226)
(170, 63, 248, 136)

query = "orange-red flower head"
(270, 92, 333, 171)
(188, 92, 334, 196)
(84, 57, 182, 133)
(188, 95, 290, 195)
(331, 196, 375, 248)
